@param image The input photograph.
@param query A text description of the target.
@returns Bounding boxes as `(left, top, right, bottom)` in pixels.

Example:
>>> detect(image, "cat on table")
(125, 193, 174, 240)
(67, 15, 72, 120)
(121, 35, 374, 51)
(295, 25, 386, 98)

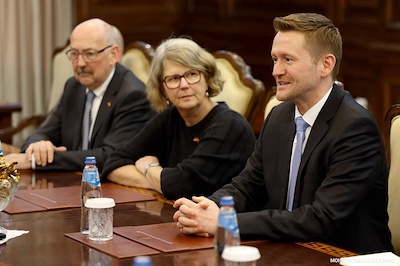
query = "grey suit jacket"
(21, 63, 155, 171)
(210, 84, 393, 254)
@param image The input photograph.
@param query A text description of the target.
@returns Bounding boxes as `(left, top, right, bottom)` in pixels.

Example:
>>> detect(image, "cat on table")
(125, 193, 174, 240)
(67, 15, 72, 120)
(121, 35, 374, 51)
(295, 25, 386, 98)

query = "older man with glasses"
(5, 18, 155, 172)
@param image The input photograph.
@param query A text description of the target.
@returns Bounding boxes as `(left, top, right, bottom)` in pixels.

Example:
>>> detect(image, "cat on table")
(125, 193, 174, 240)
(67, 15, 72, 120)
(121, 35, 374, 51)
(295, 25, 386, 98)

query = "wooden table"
(0, 102, 22, 144)
(0, 168, 357, 265)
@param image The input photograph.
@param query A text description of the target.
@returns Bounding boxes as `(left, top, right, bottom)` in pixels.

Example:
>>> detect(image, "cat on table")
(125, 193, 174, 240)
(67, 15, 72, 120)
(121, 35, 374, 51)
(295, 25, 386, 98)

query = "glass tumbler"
(85, 197, 115, 241)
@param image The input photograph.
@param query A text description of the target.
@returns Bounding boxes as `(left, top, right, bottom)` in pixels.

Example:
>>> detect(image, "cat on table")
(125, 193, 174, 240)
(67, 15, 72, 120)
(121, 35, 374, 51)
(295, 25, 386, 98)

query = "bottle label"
(83, 170, 100, 186)
(0, 149, 6, 167)
(218, 213, 239, 232)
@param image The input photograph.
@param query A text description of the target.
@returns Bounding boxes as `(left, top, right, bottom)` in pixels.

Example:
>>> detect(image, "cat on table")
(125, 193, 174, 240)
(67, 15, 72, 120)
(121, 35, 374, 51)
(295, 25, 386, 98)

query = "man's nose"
(76, 54, 87, 66)
(272, 61, 285, 77)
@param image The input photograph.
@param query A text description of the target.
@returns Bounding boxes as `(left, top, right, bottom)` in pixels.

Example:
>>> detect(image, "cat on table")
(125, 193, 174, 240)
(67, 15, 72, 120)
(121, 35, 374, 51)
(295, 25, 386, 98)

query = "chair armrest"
(0, 114, 47, 140)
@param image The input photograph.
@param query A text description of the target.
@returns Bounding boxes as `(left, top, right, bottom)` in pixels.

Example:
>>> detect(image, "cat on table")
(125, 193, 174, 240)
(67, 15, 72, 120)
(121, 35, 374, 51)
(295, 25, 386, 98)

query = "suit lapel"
(276, 103, 296, 209)
(90, 64, 123, 146)
(294, 85, 346, 206)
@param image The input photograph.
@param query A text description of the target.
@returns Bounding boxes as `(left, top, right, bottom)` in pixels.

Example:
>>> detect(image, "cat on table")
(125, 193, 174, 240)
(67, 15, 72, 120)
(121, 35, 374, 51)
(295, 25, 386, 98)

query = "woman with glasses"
(101, 37, 256, 199)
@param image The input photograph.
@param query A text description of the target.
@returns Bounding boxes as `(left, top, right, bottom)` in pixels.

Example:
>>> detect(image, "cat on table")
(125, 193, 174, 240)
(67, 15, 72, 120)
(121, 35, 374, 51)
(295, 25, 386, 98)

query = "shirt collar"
(294, 86, 333, 127)
(86, 67, 116, 97)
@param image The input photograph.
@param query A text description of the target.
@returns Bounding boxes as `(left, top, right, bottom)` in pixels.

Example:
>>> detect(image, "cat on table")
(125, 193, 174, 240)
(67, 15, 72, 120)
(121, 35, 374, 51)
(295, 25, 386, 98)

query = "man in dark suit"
(173, 13, 393, 254)
(5, 18, 155, 171)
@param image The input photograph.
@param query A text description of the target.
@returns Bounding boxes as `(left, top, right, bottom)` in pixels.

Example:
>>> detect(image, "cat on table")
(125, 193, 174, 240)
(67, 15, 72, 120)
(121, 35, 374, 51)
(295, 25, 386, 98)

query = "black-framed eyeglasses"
(163, 69, 202, 89)
(65, 45, 113, 62)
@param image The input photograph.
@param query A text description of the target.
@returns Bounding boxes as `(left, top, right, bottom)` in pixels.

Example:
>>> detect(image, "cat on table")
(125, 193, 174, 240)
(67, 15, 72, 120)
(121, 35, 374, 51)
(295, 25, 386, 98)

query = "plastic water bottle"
(214, 195, 240, 254)
(0, 140, 6, 168)
(133, 256, 153, 266)
(80, 156, 102, 235)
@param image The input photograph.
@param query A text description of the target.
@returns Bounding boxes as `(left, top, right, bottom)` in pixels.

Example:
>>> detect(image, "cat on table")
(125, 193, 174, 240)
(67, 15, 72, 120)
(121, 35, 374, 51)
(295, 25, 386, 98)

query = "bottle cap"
(85, 198, 115, 209)
(220, 196, 234, 206)
(133, 256, 152, 266)
(85, 156, 96, 164)
(222, 245, 261, 262)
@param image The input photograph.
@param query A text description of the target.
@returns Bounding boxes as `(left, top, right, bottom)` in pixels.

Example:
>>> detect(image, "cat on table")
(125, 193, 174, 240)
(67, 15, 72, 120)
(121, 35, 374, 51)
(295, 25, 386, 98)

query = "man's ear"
(109, 45, 120, 64)
(320, 54, 336, 78)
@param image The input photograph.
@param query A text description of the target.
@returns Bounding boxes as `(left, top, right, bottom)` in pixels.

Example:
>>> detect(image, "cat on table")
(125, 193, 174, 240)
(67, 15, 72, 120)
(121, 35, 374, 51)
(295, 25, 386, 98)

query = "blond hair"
(273, 13, 342, 79)
(147, 37, 224, 112)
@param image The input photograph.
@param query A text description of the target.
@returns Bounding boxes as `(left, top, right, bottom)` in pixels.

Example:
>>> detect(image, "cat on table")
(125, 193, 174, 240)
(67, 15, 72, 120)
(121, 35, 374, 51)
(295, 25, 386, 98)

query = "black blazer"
(22, 63, 155, 171)
(210, 84, 393, 254)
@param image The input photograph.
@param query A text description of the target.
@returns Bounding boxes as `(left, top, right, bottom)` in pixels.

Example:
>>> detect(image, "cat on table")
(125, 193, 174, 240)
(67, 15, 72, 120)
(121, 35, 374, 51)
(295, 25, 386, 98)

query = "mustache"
(77, 67, 92, 74)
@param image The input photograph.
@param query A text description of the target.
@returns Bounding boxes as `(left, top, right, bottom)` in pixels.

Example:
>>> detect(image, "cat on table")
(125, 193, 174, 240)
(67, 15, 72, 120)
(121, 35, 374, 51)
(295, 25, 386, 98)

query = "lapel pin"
(107, 102, 111, 107)
(193, 137, 200, 143)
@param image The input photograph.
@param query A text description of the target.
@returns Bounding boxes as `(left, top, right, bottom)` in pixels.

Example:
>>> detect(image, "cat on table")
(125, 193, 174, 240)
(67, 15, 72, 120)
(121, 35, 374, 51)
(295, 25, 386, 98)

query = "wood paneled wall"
(74, 0, 400, 134)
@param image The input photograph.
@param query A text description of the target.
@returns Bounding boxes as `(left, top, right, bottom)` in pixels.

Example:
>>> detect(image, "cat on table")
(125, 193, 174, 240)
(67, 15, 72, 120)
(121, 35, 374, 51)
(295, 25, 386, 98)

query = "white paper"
(0, 229, 29, 245)
(340, 252, 400, 266)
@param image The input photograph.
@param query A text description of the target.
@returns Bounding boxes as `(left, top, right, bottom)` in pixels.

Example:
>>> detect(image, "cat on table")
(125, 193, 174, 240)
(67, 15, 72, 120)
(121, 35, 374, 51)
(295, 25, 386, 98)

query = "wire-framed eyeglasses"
(163, 69, 202, 89)
(65, 45, 113, 62)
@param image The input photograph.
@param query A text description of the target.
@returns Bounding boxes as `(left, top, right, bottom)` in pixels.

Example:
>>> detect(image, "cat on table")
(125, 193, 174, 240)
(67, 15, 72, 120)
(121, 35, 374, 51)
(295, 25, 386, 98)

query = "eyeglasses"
(163, 69, 202, 89)
(65, 45, 113, 62)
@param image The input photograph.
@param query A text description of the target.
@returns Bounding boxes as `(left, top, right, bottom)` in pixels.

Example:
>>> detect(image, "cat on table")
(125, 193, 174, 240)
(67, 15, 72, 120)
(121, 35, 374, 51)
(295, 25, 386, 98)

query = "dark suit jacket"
(210, 84, 393, 254)
(21, 63, 155, 172)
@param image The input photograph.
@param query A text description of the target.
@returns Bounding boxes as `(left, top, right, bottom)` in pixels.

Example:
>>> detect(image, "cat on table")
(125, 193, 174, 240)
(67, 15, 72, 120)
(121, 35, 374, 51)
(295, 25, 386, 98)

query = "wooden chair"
(383, 104, 400, 254)
(0, 43, 72, 144)
(47, 42, 73, 113)
(264, 86, 280, 119)
(0, 115, 47, 143)
(211, 50, 265, 127)
(121, 41, 155, 84)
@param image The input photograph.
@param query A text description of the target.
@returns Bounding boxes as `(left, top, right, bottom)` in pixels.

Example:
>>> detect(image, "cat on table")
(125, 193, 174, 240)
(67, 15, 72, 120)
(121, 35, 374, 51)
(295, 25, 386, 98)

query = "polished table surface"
(0, 146, 357, 265)
(0, 170, 358, 266)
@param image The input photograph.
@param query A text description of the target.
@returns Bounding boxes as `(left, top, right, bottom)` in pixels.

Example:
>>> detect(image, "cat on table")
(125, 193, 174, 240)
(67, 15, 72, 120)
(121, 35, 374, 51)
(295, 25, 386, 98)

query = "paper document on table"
(14, 183, 156, 210)
(65, 232, 159, 258)
(3, 197, 47, 214)
(340, 252, 400, 265)
(113, 222, 214, 252)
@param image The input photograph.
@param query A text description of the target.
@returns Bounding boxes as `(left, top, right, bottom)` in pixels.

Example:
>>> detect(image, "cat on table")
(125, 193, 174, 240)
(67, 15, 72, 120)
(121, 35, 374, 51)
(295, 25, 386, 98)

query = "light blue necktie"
(287, 116, 309, 211)
(82, 91, 95, 150)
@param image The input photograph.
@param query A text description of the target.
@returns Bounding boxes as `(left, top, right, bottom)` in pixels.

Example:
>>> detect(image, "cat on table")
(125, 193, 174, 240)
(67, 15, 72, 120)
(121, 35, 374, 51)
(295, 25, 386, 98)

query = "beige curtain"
(0, 0, 73, 145)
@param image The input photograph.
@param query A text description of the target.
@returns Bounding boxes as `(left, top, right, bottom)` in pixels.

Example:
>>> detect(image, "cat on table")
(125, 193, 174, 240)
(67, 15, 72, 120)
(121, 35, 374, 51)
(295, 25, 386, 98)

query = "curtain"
(0, 0, 73, 145)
